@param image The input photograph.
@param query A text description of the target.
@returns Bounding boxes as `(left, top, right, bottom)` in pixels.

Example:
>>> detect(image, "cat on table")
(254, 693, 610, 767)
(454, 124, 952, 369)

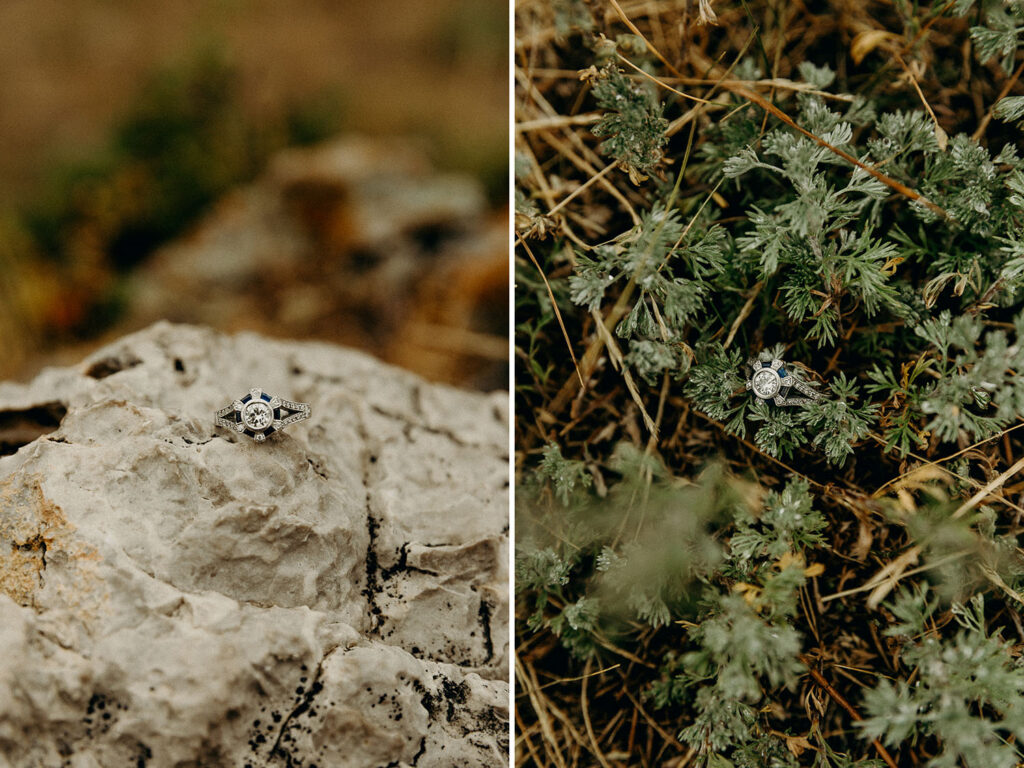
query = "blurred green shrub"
(26, 48, 343, 272)
(0, 45, 345, 366)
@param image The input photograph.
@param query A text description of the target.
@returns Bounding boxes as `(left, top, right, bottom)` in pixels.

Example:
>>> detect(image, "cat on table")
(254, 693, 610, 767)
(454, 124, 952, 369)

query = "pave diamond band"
(215, 388, 310, 442)
(745, 356, 823, 407)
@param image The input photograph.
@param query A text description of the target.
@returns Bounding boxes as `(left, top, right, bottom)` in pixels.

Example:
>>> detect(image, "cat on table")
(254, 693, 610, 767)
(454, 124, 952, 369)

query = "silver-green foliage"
(728, 478, 827, 572)
(860, 592, 1024, 768)
(724, 97, 903, 347)
(568, 204, 727, 383)
(914, 310, 1024, 442)
(654, 480, 823, 762)
(591, 65, 668, 181)
(962, 0, 1024, 73)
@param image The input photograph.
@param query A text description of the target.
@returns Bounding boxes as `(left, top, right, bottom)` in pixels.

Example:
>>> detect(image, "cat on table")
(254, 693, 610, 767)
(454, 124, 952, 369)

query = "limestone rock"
(0, 322, 509, 767)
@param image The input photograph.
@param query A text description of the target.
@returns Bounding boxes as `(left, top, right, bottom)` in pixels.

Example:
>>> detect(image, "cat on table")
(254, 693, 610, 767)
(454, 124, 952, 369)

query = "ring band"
(215, 387, 311, 442)
(745, 356, 823, 407)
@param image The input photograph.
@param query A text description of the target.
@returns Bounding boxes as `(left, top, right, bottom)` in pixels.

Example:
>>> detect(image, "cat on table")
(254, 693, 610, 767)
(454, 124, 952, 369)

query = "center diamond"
(242, 401, 273, 430)
(751, 368, 781, 399)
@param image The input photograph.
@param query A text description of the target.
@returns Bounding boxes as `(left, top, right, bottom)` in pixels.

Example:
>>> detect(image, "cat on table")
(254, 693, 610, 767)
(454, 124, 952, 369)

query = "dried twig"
(800, 657, 899, 768)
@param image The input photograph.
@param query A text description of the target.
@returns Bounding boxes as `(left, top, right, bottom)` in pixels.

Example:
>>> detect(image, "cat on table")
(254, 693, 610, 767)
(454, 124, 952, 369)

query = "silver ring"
(745, 356, 823, 407)
(215, 387, 311, 442)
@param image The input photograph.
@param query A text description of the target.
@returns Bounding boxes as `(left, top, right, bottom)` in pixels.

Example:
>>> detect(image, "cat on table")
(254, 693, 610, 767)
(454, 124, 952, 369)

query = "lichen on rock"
(0, 321, 508, 767)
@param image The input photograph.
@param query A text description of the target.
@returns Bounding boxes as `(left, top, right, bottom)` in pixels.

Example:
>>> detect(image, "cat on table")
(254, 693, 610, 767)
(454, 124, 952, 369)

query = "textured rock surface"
(0, 322, 509, 767)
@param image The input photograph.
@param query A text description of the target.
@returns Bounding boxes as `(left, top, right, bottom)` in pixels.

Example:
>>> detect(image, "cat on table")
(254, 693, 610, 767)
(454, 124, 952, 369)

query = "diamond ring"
(745, 356, 823, 406)
(215, 388, 311, 442)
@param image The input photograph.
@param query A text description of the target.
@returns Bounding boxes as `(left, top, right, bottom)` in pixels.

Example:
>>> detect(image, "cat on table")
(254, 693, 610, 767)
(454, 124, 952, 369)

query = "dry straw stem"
(541, 284, 636, 423)
(514, 68, 642, 227)
(516, 652, 569, 768)
(800, 658, 898, 768)
(872, 422, 1024, 495)
(688, 47, 949, 218)
(894, 52, 948, 149)
(838, 449, 1024, 610)
(516, 113, 603, 133)
(951, 453, 1024, 520)
(519, 236, 585, 388)
(973, 58, 1024, 141)
(591, 304, 659, 436)
(820, 548, 973, 604)
(535, 40, 744, 425)
(524, 68, 858, 101)
(606, 0, 948, 215)
(580, 658, 615, 768)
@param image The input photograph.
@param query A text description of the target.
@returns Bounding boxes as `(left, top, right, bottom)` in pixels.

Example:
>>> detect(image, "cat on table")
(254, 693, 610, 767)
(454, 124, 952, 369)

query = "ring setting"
(745, 356, 823, 407)
(215, 388, 311, 442)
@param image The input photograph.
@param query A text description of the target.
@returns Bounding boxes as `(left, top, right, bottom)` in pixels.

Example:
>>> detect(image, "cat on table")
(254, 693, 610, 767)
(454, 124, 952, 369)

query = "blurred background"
(0, 0, 508, 391)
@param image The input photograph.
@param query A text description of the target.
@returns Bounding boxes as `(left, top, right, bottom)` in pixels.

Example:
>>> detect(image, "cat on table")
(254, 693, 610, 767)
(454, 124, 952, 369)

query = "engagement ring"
(215, 388, 311, 442)
(745, 356, 823, 407)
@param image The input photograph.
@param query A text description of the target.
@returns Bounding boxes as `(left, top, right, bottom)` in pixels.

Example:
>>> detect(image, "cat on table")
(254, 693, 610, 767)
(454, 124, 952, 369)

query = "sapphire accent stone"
(779, 367, 787, 377)
(241, 394, 252, 404)
(261, 393, 271, 402)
